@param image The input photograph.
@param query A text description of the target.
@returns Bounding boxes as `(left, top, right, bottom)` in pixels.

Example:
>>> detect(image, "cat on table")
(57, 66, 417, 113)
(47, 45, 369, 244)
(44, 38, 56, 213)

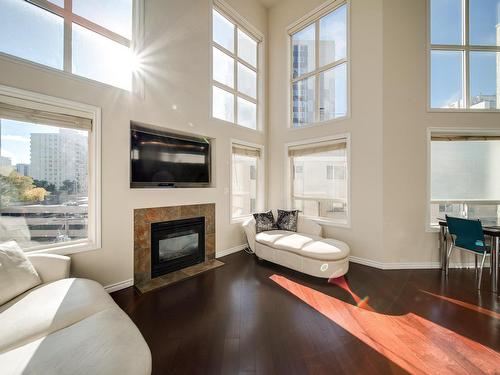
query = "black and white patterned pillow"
(276, 209, 299, 232)
(253, 211, 277, 233)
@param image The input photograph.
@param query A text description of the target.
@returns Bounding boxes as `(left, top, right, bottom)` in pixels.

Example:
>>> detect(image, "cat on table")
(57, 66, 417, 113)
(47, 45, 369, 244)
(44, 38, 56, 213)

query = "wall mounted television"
(130, 123, 211, 188)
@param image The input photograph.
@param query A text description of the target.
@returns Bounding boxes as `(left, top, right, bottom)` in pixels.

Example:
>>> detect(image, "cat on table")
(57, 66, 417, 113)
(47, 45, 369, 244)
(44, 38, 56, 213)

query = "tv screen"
(130, 126, 211, 187)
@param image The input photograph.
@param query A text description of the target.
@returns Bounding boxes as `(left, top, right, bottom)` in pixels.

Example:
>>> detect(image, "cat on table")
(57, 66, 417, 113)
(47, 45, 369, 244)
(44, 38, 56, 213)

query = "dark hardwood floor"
(112, 251, 500, 375)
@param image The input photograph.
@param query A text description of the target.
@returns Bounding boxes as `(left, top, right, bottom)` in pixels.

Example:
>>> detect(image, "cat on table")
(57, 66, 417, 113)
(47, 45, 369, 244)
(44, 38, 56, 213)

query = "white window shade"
(0, 101, 92, 131)
(430, 137, 500, 200)
(232, 144, 261, 158)
(288, 139, 346, 157)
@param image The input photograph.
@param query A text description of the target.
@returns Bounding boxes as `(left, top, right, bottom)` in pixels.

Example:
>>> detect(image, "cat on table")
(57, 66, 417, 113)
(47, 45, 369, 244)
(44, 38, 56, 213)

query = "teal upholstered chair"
(446, 215, 490, 289)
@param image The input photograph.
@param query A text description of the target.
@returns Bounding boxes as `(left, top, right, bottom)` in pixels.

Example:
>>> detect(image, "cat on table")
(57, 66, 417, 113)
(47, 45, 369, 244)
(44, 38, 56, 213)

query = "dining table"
(438, 217, 499, 293)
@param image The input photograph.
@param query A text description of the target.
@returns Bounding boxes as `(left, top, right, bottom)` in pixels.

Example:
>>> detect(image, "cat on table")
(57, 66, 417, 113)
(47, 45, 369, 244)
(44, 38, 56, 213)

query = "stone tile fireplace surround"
(134, 203, 223, 293)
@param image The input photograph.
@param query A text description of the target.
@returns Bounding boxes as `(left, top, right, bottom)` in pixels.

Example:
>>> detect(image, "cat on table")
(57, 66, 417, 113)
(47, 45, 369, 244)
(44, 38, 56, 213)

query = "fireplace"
(151, 217, 205, 278)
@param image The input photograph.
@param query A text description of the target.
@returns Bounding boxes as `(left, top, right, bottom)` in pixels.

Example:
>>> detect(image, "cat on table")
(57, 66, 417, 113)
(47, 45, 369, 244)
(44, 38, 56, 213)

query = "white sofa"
(0, 254, 151, 375)
(243, 215, 350, 278)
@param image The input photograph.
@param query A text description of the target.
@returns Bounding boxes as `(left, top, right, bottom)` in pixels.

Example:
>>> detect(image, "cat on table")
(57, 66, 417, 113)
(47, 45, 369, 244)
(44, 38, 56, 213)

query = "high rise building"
(29, 129, 88, 193)
(497, 4, 500, 109)
(15, 163, 30, 176)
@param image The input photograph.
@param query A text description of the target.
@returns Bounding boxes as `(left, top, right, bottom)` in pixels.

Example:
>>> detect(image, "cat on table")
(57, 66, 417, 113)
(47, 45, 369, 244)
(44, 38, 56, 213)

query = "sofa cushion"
(276, 209, 299, 232)
(253, 211, 277, 233)
(0, 308, 151, 375)
(0, 278, 117, 353)
(256, 231, 349, 261)
(0, 241, 41, 306)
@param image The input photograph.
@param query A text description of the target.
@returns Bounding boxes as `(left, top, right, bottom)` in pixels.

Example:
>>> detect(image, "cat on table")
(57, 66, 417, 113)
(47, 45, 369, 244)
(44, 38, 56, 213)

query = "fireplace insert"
(151, 217, 205, 278)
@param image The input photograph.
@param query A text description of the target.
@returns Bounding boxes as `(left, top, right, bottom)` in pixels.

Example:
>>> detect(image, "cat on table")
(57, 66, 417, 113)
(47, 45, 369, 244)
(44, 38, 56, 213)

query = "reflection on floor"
(271, 274, 500, 374)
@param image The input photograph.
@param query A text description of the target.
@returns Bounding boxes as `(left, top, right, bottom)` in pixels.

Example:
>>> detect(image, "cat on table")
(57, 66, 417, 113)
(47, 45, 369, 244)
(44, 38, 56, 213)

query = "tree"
(22, 187, 48, 202)
(0, 171, 47, 206)
(60, 180, 76, 194)
(34, 179, 56, 193)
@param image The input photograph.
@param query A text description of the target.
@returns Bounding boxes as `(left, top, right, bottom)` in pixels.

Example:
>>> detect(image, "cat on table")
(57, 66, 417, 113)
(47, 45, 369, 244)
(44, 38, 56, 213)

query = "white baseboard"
(104, 279, 133, 293)
(349, 256, 488, 270)
(216, 244, 246, 258)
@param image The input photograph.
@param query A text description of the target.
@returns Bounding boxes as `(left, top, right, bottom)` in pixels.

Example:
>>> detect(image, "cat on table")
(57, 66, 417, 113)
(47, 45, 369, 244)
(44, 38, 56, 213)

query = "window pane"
(430, 50, 464, 108)
(431, 139, 500, 201)
(292, 147, 348, 221)
(213, 86, 234, 122)
(213, 9, 235, 53)
(0, 119, 89, 251)
(319, 4, 347, 66)
(73, 0, 133, 39)
(238, 29, 257, 67)
(469, 0, 500, 46)
(238, 63, 257, 99)
(47, 0, 64, 7)
(0, 0, 63, 70)
(320, 63, 347, 121)
(430, 0, 463, 45)
(72, 24, 132, 90)
(232, 154, 257, 218)
(292, 76, 315, 127)
(213, 47, 234, 88)
(292, 24, 316, 78)
(237, 97, 257, 129)
(470, 51, 499, 109)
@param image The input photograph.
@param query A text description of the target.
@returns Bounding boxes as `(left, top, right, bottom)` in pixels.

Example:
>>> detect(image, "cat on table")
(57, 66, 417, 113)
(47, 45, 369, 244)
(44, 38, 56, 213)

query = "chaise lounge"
(243, 214, 350, 279)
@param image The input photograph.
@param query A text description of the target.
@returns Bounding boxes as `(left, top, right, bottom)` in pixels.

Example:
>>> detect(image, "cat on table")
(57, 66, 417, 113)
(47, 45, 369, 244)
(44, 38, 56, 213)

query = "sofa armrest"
(27, 254, 71, 283)
(242, 217, 256, 252)
(297, 216, 322, 237)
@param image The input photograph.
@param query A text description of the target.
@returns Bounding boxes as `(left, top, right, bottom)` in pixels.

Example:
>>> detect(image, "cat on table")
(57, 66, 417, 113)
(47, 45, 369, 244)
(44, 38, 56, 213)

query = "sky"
(430, 0, 500, 108)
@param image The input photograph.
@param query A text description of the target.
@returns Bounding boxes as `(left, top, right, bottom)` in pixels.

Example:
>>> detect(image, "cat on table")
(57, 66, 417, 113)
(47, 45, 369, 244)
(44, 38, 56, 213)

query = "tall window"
(429, 0, 500, 109)
(212, 8, 260, 130)
(288, 137, 349, 224)
(231, 143, 262, 219)
(429, 132, 500, 226)
(0, 93, 99, 253)
(0, 0, 137, 90)
(290, 3, 348, 127)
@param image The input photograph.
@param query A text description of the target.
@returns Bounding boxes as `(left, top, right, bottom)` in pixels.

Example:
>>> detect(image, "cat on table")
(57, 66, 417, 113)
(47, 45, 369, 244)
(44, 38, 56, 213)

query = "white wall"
(0, 0, 267, 286)
(267, 0, 385, 263)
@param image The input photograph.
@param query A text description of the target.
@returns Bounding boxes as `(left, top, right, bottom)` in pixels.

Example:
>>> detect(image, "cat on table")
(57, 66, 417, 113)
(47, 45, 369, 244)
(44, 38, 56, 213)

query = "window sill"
(427, 108, 500, 113)
(303, 216, 350, 229)
(212, 116, 263, 134)
(289, 114, 350, 130)
(23, 240, 101, 256)
(231, 215, 253, 224)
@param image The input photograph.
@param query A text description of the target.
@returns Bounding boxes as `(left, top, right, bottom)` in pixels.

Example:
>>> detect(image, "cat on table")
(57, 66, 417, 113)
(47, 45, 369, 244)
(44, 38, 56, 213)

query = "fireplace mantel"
(134, 204, 223, 293)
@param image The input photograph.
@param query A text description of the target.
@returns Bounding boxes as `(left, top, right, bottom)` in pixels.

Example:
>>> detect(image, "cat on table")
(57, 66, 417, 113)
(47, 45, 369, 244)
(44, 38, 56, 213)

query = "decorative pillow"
(0, 241, 41, 305)
(253, 211, 277, 233)
(276, 209, 299, 232)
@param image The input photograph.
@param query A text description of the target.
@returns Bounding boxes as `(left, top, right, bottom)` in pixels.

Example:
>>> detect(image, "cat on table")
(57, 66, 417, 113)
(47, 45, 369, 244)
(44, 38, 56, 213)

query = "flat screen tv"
(130, 124, 211, 188)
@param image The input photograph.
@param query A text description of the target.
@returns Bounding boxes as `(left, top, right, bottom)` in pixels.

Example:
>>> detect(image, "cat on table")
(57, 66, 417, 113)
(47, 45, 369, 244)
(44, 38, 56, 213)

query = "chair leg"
(477, 252, 487, 290)
(446, 243, 454, 276)
(475, 253, 478, 277)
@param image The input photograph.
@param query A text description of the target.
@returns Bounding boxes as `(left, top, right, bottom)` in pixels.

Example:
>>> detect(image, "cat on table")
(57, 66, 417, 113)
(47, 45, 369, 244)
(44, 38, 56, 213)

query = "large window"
(290, 2, 348, 127)
(0, 88, 100, 254)
(0, 0, 137, 91)
(429, 0, 500, 110)
(212, 8, 260, 130)
(287, 137, 349, 224)
(231, 142, 263, 219)
(429, 131, 500, 227)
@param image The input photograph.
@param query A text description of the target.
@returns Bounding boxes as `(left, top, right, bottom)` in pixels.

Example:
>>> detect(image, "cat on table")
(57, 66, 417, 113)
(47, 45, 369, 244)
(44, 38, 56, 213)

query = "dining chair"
(445, 215, 490, 290)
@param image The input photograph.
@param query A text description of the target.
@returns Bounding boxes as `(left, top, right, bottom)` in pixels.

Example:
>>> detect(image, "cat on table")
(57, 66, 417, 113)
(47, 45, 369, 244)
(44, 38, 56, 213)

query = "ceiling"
(258, 0, 283, 8)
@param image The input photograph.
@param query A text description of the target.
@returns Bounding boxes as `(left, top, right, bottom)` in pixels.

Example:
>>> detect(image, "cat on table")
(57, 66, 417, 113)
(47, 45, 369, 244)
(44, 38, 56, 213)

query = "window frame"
(427, 0, 500, 112)
(0, 84, 101, 255)
(284, 133, 351, 227)
(0, 0, 143, 92)
(229, 139, 265, 223)
(426, 127, 500, 231)
(287, 0, 351, 129)
(211, 1, 264, 132)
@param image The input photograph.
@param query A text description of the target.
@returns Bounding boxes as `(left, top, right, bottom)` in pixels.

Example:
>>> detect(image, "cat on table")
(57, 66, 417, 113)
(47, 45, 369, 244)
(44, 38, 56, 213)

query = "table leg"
(491, 236, 498, 294)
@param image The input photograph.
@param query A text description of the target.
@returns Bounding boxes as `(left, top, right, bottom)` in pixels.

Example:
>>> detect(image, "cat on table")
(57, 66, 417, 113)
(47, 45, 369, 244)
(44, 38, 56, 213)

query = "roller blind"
(288, 139, 347, 157)
(0, 102, 92, 131)
(232, 144, 261, 158)
(431, 134, 500, 141)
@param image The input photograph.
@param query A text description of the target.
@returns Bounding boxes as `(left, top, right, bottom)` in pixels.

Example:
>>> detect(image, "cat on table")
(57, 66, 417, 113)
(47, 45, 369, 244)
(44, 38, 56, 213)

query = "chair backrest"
(445, 215, 485, 252)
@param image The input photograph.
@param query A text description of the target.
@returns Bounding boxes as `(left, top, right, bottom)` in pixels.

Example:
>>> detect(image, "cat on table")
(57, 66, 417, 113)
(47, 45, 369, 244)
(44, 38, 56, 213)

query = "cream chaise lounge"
(0, 253, 151, 375)
(243, 215, 350, 278)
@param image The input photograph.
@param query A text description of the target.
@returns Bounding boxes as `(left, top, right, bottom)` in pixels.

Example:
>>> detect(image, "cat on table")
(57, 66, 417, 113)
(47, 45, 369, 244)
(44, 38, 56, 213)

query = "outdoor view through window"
(0, 118, 89, 251)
